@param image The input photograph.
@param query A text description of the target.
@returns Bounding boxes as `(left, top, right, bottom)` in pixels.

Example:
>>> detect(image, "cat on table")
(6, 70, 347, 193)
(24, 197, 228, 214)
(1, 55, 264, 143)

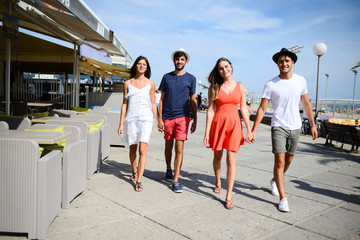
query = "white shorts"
(122, 120, 153, 145)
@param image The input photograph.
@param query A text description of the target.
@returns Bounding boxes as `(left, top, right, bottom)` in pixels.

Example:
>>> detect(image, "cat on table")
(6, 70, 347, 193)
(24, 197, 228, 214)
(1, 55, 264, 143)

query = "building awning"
(1, 0, 132, 64)
(0, 27, 74, 63)
(1, 0, 132, 113)
(0, 26, 131, 77)
(1, 0, 78, 43)
(30, 0, 132, 63)
(79, 56, 130, 79)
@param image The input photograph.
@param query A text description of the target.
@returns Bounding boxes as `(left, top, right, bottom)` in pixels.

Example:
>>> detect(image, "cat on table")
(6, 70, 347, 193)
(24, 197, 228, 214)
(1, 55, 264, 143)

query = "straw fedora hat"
(171, 48, 190, 62)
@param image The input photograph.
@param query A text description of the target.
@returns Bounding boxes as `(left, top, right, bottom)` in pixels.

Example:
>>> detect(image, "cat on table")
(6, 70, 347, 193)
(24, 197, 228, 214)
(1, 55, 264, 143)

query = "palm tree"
(198, 83, 209, 90)
(198, 77, 209, 90)
(350, 61, 360, 70)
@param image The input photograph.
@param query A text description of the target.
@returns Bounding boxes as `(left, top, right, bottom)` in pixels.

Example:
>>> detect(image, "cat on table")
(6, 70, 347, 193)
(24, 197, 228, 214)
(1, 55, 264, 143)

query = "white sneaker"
(278, 198, 290, 212)
(270, 180, 279, 196)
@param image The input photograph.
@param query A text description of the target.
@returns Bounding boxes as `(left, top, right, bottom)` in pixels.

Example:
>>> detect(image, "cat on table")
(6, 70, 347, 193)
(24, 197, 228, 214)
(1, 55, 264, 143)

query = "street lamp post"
(352, 70, 358, 115)
(324, 73, 329, 114)
(313, 42, 327, 115)
(325, 73, 329, 98)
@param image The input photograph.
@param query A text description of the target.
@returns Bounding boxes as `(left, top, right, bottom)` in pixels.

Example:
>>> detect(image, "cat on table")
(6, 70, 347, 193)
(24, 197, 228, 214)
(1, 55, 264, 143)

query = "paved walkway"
(2, 112, 360, 239)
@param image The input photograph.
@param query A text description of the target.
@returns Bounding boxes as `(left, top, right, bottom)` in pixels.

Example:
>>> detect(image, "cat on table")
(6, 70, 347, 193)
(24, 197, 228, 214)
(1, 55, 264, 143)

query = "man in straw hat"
(158, 48, 197, 193)
(251, 48, 318, 212)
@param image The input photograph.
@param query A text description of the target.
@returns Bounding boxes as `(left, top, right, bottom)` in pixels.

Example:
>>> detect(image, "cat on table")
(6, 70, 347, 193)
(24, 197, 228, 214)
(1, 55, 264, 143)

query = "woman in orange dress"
(204, 57, 253, 209)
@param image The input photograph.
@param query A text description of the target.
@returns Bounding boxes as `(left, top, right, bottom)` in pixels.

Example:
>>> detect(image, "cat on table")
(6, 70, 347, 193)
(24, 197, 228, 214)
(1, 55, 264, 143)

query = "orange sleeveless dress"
(208, 83, 244, 152)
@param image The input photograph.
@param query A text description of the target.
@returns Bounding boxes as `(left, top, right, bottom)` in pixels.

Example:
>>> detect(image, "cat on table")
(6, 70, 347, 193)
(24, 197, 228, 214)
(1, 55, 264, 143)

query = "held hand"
(249, 131, 256, 143)
(244, 134, 250, 143)
(245, 132, 254, 144)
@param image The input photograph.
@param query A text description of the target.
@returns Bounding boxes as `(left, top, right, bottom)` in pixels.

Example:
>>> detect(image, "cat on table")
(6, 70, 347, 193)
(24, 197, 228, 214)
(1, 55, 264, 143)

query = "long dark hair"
(130, 56, 151, 78)
(208, 57, 232, 100)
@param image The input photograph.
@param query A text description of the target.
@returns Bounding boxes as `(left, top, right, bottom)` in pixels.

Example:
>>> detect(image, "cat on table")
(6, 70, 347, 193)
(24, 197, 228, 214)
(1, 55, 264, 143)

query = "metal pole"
(5, 3, 12, 115)
(325, 75, 329, 98)
(75, 44, 80, 107)
(85, 86, 89, 108)
(5, 35, 11, 115)
(325, 74, 329, 113)
(353, 71, 357, 117)
(72, 43, 77, 107)
(353, 73, 357, 100)
(315, 56, 321, 115)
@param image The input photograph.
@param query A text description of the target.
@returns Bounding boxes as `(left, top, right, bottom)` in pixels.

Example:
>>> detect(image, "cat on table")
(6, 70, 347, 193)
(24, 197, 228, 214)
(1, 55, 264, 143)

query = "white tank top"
(125, 83, 153, 122)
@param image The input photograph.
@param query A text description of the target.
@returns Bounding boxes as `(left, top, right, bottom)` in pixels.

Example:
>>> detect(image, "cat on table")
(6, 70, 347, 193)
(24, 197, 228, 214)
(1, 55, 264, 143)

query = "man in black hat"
(251, 48, 317, 212)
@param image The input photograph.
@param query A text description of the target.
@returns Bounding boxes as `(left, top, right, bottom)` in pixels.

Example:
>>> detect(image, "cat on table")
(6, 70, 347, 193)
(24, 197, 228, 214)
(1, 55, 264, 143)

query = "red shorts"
(163, 116, 191, 141)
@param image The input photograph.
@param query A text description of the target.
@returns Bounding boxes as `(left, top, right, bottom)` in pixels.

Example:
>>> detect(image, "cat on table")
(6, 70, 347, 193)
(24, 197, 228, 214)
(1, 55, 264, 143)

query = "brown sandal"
(214, 186, 222, 194)
(135, 182, 143, 192)
(225, 198, 235, 210)
(130, 172, 137, 182)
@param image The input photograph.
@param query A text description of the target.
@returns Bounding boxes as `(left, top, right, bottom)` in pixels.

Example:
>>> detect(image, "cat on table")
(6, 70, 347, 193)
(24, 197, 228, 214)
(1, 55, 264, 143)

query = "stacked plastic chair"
(30, 124, 87, 208)
(0, 139, 62, 239)
(47, 119, 101, 179)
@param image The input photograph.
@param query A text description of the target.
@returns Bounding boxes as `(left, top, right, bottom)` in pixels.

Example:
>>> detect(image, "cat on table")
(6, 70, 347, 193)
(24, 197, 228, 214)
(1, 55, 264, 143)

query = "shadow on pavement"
(291, 179, 360, 206)
(298, 142, 360, 165)
(100, 159, 276, 208)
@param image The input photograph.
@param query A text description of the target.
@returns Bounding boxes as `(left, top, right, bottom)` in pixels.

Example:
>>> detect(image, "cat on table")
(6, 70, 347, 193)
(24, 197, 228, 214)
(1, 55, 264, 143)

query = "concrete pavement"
(2, 111, 359, 239)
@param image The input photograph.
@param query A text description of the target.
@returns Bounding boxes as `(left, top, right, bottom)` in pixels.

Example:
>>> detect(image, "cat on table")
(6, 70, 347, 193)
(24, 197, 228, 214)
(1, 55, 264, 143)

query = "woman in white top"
(118, 56, 159, 192)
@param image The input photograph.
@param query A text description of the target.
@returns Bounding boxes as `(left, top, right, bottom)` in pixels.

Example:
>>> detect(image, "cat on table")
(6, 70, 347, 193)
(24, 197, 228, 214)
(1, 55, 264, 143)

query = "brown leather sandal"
(135, 182, 143, 192)
(130, 172, 137, 182)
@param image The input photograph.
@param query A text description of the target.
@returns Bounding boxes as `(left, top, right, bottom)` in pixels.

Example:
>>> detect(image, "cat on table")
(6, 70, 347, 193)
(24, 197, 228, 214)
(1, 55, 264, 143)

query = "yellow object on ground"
(328, 118, 359, 126)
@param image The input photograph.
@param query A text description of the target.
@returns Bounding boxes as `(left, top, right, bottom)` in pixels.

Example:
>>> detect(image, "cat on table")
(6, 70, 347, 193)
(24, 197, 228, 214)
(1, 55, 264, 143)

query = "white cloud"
(119, 0, 165, 7)
(84, 0, 360, 100)
(190, 5, 283, 32)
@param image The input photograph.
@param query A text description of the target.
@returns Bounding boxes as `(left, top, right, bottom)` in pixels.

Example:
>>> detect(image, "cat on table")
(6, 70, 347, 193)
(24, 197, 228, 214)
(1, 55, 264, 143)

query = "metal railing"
(316, 98, 360, 119)
(249, 98, 360, 119)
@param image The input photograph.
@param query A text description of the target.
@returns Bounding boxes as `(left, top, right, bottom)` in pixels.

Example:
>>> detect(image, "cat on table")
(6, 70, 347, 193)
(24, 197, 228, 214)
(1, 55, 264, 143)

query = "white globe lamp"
(313, 42, 327, 115)
(313, 42, 327, 56)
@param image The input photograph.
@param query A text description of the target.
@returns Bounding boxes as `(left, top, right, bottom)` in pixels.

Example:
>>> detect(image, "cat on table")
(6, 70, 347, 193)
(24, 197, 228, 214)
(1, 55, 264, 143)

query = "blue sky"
(86, 0, 360, 101)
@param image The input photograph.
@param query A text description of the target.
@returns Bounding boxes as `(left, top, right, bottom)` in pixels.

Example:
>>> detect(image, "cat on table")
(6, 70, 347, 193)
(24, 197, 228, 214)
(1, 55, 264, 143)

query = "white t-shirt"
(262, 74, 308, 130)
